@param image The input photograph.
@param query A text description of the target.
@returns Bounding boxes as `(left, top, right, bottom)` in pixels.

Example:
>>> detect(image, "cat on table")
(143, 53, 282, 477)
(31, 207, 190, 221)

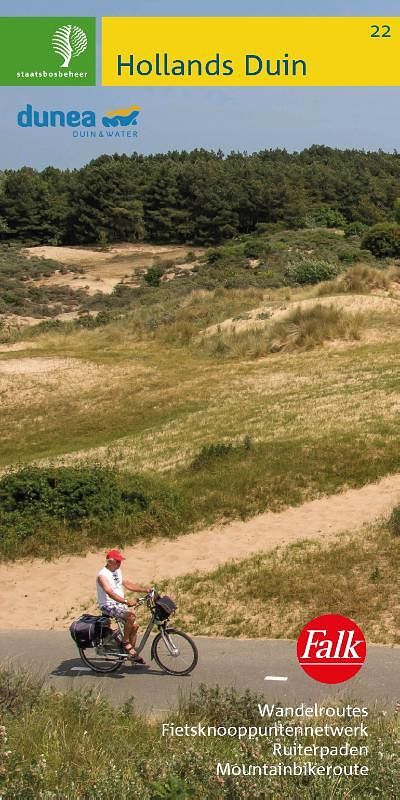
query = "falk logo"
(297, 614, 366, 684)
(52, 25, 88, 68)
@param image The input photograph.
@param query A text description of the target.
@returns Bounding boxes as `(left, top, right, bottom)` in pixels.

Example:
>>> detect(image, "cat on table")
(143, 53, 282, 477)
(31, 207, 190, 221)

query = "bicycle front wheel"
(79, 646, 123, 673)
(153, 628, 198, 675)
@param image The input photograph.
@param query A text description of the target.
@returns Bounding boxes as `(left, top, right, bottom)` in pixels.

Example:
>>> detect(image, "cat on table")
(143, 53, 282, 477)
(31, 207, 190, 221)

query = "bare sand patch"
(24, 243, 204, 266)
(24, 246, 112, 265)
(23, 243, 205, 295)
(0, 357, 84, 375)
(1, 473, 399, 630)
(34, 269, 139, 296)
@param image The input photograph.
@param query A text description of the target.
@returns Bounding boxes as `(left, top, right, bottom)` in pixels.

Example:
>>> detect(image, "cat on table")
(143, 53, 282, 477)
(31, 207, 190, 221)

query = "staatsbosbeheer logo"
(0, 17, 96, 86)
(297, 614, 366, 684)
(52, 25, 88, 68)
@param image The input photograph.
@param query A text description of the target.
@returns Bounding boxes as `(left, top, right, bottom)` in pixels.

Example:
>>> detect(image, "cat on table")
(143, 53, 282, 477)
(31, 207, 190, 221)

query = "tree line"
(1, 145, 400, 246)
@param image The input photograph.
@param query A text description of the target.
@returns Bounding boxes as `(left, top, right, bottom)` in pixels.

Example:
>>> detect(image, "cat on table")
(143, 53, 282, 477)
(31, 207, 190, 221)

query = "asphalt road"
(1, 632, 399, 714)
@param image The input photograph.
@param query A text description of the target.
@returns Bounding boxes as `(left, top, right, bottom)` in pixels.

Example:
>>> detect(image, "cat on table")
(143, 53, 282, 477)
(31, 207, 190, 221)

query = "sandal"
(132, 654, 147, 665)
(122, 641, 134, 653)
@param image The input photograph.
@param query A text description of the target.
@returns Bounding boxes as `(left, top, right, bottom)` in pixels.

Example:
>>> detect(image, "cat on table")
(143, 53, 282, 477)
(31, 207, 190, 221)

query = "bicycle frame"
(112, 610, 177, 659)
(115, 613, 157, 656)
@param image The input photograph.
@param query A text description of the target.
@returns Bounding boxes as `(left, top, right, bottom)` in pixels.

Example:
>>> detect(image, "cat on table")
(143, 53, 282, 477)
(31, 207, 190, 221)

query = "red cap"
(106, 549, 125, 562)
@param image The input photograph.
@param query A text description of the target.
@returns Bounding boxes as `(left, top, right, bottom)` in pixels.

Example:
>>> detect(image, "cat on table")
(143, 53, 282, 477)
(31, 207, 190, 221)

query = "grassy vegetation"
(3, 420, 400, 562)
(318, 263, 399, 296)
(0, 667, 398, 799)
(163, 519, 400, 644)
(267, 304, 362, 351)
(0, 245, 87, 319)
(2, 308, 400, 557)
(201, 304, 363, 359)
(1, 228, 400, 559)
(0, 465, 185, 560)
(0, 228, 383, 332)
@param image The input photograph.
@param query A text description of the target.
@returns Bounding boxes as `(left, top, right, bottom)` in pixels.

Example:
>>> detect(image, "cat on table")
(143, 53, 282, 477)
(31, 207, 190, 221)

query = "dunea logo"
(52, 25, 88, 68)
(16, 104, 141, 139)
(297, 614, 366, 684)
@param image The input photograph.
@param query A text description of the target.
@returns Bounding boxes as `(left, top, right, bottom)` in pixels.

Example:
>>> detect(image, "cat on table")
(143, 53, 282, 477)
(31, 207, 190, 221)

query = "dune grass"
(0, 666, 398, 799)
(2, 309, 400, 476)
(201, 303, 363, 359)
(317, 263, 400, 295)
(163, 519, 400, 644)
(2, 277, 400, 558)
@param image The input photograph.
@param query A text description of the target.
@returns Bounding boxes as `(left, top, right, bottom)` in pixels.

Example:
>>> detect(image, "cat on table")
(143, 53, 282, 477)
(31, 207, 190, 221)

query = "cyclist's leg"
(120, 608, 145, 662)
(123, 610, 139, 650)
(101, 602, 141, 658)
(108, 603, 138, 651)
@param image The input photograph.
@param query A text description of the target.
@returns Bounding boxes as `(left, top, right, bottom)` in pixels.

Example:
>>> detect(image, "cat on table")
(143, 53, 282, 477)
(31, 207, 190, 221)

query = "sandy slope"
(202, 293, 400, 337)
(1, 473, 399, 630)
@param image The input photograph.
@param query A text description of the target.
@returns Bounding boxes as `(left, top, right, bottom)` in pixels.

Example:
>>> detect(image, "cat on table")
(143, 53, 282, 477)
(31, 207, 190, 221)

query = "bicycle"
(76, 589, 198, 676)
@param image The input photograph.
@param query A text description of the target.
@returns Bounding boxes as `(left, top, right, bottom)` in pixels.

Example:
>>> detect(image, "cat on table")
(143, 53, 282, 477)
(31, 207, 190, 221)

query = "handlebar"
(136, 586, 158, 606)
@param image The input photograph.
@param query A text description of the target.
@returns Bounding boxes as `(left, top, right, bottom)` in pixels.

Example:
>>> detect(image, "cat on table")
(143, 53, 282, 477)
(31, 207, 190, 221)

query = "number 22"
(370, 25, 391, 38)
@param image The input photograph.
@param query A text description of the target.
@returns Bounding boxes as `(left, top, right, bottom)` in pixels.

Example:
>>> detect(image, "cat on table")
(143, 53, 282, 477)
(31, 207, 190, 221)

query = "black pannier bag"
(154, 595, 177, 621)
(69, 614, 104, 649)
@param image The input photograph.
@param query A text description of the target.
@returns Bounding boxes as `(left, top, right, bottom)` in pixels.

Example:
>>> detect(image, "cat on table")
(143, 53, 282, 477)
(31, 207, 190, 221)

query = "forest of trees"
(1, 145, 400, 246)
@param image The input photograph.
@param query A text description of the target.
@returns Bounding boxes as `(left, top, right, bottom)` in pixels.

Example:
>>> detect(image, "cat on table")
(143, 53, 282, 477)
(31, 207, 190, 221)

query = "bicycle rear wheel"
(153, 628, 198, 675)
(79, 646, 123, 673)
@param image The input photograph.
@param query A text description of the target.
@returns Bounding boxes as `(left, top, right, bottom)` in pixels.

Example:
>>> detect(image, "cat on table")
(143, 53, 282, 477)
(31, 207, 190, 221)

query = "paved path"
(1, 632, 399, 714)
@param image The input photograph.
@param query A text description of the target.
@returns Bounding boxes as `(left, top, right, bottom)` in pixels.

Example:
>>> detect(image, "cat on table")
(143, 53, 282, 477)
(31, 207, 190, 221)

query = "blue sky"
(1, 0, 400, 169)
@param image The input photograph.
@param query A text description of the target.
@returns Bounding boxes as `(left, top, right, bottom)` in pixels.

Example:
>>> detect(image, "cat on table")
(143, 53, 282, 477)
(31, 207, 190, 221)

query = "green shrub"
(206, 248, 222, 264)
(150, 775, 190, 800)
(285, 259, 342, 285)
(191, 437, 253, 470)
(144, 265, 165, 287)
(243, 239, 267, 259)
(0, 467, 123, 521)
(191, 442, 233, 470)
(305, 206, 346, 229)
(77, 310, 113, 329)
(0, 467, 185, 558)
(337, 248, 365, 264)
(344, 221, 367, 238)
(362, 222, 400, 258)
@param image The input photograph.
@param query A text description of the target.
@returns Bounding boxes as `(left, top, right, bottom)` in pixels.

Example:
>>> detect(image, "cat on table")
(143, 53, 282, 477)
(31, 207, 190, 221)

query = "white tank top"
(97, 566, 125, 607)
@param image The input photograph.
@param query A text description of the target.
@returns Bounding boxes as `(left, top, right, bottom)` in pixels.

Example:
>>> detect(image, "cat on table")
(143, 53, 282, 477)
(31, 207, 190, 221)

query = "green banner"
(0, 17, 96, 85)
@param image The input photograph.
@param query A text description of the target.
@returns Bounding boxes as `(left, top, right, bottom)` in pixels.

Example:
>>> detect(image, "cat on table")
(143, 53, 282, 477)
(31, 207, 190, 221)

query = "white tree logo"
(52, 25, 87, 68)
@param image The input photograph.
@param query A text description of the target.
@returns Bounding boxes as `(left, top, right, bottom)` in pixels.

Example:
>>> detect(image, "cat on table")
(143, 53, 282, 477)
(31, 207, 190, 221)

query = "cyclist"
(96, 549, 151, 663)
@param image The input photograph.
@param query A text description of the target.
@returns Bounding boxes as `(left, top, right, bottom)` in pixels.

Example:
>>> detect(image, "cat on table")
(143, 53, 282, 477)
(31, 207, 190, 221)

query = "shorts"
(100, 602, 128, 621)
